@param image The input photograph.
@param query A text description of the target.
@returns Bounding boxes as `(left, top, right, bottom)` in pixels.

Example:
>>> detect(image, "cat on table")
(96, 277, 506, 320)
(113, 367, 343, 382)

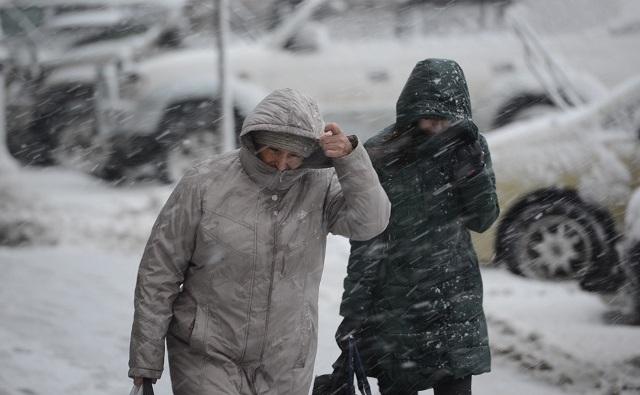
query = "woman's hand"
(451, 140, 485, 181)
(320, 123, 354, 158)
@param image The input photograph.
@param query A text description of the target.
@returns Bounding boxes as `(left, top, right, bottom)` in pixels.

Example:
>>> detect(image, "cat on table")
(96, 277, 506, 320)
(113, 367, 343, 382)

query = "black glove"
(335, 317, 363, 350)
(451, 139, 485, 182)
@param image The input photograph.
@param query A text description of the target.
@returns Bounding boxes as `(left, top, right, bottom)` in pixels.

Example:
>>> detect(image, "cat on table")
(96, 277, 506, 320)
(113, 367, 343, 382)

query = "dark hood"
(395, 58, 474, 133)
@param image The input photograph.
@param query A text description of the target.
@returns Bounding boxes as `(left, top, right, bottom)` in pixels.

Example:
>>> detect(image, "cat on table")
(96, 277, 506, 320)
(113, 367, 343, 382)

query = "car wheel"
(6, 125, 52, 166)
(25, 85, 95, 166)
(49, 107, 108, 174)
(495, 190, 622, 290)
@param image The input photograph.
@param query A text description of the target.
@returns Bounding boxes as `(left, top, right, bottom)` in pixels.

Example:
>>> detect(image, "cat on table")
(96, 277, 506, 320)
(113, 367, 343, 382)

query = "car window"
(44, 26, 107, 49)
(53, 5, 106, 16)
(71, 23, 149, 47)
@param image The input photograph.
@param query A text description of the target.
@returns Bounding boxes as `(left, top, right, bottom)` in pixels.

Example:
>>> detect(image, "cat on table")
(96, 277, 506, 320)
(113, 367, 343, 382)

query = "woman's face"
(257, 146, 304, 171)
(417, 118, 451, 135)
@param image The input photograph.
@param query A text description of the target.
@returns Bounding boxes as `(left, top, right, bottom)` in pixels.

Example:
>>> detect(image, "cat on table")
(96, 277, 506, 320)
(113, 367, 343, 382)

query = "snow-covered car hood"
(470, 75, 640, 262)
(105, 47, 267, 135)
(127, 48, 266, 110)
(130, 48, 221, 92)
(488, 76, 640, 205)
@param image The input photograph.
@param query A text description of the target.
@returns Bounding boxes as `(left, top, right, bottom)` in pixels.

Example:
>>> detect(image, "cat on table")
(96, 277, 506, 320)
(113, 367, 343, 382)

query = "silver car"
(93, 48, 267, 182)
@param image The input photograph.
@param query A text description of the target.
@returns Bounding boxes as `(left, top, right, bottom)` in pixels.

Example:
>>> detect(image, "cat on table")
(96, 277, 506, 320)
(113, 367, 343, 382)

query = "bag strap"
(347, 338, 355, 395)
(352, 338, 372, 395)
(347, 336, 372, 395)
(142, 378, 154, 395)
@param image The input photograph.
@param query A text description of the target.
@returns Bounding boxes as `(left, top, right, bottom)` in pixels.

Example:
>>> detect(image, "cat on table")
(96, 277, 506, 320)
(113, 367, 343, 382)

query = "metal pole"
(216, 0, 235, 152)
(0, 55, 18, 171)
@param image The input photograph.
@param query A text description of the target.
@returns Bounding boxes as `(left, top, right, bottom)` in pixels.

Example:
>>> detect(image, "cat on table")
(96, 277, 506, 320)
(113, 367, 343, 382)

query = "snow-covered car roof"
(46, 10, 132, 29)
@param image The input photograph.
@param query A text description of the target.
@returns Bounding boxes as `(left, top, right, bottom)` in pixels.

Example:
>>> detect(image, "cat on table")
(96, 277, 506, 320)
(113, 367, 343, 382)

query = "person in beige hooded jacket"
(128, 88, 391, 394)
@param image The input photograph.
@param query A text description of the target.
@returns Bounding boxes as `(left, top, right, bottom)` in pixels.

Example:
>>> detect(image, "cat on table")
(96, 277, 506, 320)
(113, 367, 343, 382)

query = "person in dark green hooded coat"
(334, 58, 499, 394)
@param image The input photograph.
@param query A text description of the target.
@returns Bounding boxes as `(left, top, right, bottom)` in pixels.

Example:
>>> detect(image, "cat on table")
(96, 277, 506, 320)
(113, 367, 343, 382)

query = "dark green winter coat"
(339, 59, 499, 389)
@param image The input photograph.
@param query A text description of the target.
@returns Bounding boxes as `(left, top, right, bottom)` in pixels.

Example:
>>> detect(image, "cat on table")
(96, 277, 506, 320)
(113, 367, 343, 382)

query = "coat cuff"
(128, 367, 163, 379)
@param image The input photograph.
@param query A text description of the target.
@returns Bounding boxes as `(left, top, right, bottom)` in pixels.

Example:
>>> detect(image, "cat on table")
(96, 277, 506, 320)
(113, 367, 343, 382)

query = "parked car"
(91, 29, 534, 183)
(473, 76, 640, 294)
(229, 0, 639, 134)
(88, 48, 267, 182)
(32, 0, 640, 183)
(2, 0, 188, 165)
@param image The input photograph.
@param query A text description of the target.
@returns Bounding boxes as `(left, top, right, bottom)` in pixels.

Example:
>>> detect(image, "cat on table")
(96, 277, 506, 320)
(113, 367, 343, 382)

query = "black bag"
(312, 336, 372, 395)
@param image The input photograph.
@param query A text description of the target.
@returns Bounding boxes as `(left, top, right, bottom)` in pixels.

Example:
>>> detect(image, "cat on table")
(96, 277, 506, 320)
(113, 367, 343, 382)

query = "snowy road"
(0, 246, 569, 395)
(1, 168, 639, 394)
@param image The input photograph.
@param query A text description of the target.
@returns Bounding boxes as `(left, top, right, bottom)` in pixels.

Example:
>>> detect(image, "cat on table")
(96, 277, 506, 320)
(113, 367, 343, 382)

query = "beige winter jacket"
(128, 89, 390, 394)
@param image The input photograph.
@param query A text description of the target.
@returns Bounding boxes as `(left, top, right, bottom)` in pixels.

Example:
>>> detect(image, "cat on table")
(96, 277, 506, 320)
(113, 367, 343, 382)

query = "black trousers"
(378, 375, 472, 395)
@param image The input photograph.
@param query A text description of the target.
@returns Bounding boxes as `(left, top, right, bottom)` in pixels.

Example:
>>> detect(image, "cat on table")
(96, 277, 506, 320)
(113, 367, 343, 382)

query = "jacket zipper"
(260, 203, 279, 360)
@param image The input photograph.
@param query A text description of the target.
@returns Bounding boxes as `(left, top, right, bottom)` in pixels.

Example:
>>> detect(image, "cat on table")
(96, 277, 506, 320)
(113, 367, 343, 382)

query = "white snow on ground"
(483, 270, 640, 394)
(0, 168, 169, 250)
(1, 168, 640, 394)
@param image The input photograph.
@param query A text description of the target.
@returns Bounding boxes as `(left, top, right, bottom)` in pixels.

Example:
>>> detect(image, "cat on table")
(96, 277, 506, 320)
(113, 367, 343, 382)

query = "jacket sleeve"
(339, 233, 386, 320)
(456, 134, 500, 233)
(324, 142, 391, 241)
(128, 169, 203, 379)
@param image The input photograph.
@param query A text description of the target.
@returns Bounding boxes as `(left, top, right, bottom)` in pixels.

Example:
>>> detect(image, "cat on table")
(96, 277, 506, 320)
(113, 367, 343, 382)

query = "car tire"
(48, 103, 104, 172)
(6, 123, 53, 166)
(495, 189, 624, 292)
(25, 85, 95, 167)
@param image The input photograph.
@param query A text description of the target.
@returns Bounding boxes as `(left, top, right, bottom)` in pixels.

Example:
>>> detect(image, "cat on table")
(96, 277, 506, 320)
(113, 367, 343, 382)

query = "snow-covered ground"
(1, 168, 639, 395)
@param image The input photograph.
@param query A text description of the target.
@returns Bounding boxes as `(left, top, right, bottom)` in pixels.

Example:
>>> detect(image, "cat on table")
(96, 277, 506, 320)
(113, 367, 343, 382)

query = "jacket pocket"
(189, 304, 209, 355)
(169, 290, 197, 342)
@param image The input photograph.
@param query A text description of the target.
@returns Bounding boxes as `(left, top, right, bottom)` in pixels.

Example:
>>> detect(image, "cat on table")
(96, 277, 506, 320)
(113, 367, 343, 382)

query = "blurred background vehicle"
(1, 0, 188, 165)
(472, 75, 640, 303)
(83, 0, 639, 183)
(3, 0, 638, 177)
(92, 48, 266, 182)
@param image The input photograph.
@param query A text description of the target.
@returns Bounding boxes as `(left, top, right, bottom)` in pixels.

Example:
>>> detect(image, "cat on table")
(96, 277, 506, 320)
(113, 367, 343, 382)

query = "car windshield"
(0, 6, 46, 37)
